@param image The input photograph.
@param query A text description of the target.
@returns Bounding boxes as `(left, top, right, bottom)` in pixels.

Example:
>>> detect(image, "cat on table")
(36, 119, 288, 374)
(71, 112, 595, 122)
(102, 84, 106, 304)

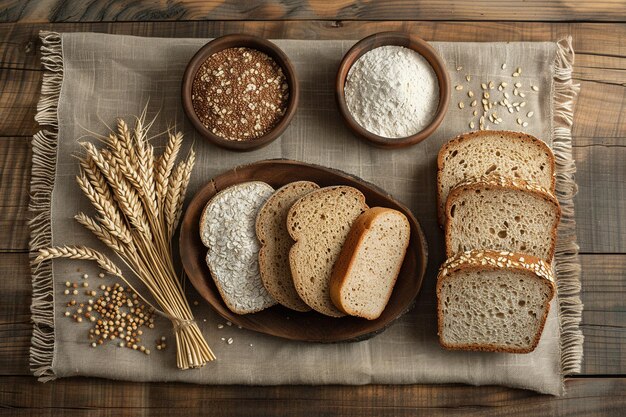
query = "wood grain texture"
(0, 376, 624, 416)
(0, 137, 31, 251)
(1, 253, 623, 376)
(0, 15, 623, 416)
(2, 0, 626, 23)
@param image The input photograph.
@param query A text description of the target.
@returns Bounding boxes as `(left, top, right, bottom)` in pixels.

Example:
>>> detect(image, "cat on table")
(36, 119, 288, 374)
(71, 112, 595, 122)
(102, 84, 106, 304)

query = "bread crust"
(329, 207, 410, 319)
(287, 186, 368, 317)
(436, 130, 556, 225)
(255, 181, 319, 312)
(436, 249, 556, 354)
(444, 173, 561, 262)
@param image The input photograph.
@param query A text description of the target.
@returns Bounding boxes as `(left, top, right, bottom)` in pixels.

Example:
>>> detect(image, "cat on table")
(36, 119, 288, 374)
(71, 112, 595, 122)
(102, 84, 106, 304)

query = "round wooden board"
(180, 159, 428, 342)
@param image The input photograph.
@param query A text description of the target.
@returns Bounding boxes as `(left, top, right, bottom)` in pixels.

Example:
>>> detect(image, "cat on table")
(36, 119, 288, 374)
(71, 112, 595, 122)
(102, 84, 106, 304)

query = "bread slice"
(445, 174, 560, 261)
(200, 181, 277, 314)
(287, 186, 369, 317)
(437, 249, 555, 353)
(330, 207, 411, 320)
(437, 130, 555, 224)
(256, 181, 320, 312)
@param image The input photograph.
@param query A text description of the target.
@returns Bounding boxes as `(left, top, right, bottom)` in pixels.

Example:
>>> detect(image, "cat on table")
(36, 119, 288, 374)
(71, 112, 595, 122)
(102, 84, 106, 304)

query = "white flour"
(344, 45, 440, 139)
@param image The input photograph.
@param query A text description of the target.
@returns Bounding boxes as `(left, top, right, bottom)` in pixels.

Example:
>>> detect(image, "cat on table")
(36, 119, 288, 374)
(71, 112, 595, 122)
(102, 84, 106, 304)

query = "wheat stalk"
(35, 113, 214, 369)
(36, 246, 124, 278)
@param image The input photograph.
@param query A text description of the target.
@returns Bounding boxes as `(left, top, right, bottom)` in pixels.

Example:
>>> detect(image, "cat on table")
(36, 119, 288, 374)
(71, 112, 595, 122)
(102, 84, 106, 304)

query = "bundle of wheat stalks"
(35, 113, 215, 368)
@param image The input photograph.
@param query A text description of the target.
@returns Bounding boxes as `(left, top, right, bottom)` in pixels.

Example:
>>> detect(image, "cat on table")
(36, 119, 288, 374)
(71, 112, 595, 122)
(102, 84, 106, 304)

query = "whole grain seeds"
(191, 47, 288, 141)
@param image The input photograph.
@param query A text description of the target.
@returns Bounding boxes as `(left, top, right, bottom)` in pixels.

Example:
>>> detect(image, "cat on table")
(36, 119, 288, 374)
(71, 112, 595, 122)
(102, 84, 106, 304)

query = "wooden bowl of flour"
(336, 32, 450, 149)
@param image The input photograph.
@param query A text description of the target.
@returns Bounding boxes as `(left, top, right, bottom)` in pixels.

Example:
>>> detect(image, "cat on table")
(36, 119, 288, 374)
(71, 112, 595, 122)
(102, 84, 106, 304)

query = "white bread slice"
(330, 207, 410, 320)
(437, 130, 555, 224)
(445, 174, 560, 261)
(437, 249, 555, 353)
(256, 181, 320, 312)
(200, 181, 277, 314)
(287, 186, 369, 317)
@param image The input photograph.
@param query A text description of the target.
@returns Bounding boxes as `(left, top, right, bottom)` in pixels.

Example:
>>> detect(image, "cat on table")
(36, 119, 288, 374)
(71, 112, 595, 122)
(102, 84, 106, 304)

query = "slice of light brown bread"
(256, 181, 320, 312)
(445, 174, 561, 262)
(329, 207, 411, 320)
(437, 249, 555, 353)
(200, 181, 277, 315)
(437, 130, 555, 225)
(287, 186, 369, 317)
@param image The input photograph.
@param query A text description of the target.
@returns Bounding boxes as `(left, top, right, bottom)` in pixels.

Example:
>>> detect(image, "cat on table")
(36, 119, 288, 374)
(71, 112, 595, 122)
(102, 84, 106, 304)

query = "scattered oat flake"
(227, 338, 234, 345)
(217, 324, 224, 329)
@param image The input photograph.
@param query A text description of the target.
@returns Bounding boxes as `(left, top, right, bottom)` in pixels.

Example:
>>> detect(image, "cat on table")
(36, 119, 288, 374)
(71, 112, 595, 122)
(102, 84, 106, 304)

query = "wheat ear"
(36, 246, 124, 278)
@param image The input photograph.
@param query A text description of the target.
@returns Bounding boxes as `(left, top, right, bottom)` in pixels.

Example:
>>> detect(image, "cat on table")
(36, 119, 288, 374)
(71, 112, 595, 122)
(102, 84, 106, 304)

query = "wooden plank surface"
(0, 376, 624, 417)
(2, 0, 626, 23)
(0, 14, 624, 417)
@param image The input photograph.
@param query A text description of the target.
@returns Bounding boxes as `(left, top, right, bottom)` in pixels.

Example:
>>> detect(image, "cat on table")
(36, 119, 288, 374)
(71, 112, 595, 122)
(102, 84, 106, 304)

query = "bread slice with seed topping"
(437, 130, 555, 225)
(437, 249, 555, 353)
(200, 181, 277, 315)
(330, 207, 410, 320)
(288, 186, 369, 317)
(445, 174, 560, 261)
(256, 181, 320, 312)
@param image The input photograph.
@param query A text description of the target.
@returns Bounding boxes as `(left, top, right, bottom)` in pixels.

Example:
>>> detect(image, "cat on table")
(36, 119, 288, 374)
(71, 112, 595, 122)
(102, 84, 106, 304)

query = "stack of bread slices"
(200, 181, 411, 320)
(436, 130, 560, 353)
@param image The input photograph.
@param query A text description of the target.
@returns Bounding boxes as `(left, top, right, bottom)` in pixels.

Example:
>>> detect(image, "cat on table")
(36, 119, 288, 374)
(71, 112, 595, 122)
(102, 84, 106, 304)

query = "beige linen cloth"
(30, 32, 583, 395)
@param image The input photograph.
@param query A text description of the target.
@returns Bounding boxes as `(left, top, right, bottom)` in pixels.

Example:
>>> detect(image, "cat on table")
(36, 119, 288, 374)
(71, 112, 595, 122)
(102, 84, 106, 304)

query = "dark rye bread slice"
(445, 174, 561, 262)
(287, 186, 369, 317)
(256, 181, 320, 312)
(437, 249, 556, 353)
(330, 207, 410, 320)
(437, 130, 555, 225)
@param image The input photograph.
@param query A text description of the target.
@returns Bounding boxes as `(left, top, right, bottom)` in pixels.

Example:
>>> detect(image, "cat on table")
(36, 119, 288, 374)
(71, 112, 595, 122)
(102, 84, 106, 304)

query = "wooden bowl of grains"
(182, 34, 299, 152)
(336, 32, 450, 149)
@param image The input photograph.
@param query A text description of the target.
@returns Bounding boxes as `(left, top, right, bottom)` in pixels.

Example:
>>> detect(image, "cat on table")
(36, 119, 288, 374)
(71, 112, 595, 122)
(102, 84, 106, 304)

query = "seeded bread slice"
(437, 130, 555, 225)
(200, 181, 277, 314)
(288, 186, 369, 317)
(256, 181, 320, 312)
(445, 174, 561, 261)
(330, 207, 410, 320)
(437, 249, 555, 353)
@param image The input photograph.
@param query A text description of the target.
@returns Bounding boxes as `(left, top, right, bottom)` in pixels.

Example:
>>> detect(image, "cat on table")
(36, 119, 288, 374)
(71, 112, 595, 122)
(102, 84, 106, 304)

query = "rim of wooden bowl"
(335, 32, 450, 149)
(181, 34, 299, 152)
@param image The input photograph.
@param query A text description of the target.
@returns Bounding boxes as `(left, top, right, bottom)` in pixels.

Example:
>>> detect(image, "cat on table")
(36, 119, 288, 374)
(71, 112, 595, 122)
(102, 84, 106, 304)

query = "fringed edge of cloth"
(30, 31, 63, 382)
(552, 36, 584, 394)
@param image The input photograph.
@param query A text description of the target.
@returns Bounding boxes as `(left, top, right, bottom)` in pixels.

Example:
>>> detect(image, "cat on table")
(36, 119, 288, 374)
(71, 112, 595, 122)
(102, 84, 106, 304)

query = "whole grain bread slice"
(329, 207, 411, 320)
(200, 181, 277, 315)
(287, 186, 369, 317)
(445, 174, 561, 262)
(437, 130, 555, 225)
(256, 181, 320, 312)
(437, 249, 555, 353)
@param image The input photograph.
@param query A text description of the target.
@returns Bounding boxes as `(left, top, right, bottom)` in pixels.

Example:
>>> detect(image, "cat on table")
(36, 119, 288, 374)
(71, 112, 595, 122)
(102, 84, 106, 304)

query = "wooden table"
(1, 1, 625, 415)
